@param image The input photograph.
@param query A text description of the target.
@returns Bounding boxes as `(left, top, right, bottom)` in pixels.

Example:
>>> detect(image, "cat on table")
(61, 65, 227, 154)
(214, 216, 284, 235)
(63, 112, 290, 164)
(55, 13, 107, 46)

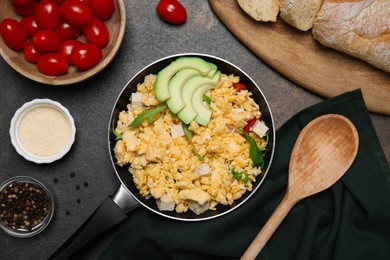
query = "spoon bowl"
(288, 114, 359, 200)
(241, 114, 359, 260)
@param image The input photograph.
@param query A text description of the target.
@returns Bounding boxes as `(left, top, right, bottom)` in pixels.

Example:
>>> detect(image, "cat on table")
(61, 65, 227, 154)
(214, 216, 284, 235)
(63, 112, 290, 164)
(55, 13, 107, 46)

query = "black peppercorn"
(0, 181, 51, 231)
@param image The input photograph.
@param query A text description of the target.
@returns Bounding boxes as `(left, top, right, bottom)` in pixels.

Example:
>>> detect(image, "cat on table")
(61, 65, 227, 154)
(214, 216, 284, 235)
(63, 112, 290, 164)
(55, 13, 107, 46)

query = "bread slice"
(237, 0, 280, 22)
(312, 0, 390, 73)
(280, 0, 323, 31)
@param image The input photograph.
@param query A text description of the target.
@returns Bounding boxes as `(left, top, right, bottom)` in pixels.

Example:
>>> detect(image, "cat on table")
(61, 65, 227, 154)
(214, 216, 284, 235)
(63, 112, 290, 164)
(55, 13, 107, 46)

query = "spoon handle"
(241, 196, 296, 260)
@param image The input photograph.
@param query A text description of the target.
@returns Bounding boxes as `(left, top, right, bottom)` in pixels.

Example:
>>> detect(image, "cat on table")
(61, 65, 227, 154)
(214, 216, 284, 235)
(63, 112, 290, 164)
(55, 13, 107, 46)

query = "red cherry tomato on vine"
(32, 30, 62, 53)
(35, 0, 61, 30)
(243, 117, 257, 134)
(20, 15, 39, 37)
(89, 0, 114, 20)
(82, 16, 109, 47)
(37, 53, 68, 76)
(0, 19, 28, 50)
(156, 0, 187, 25)
(23, 41, 41, 63)
(56, 19, 81, 40)
(233, 82, 248, 92)
(71, 43, 102, 70)
(60, 0, 93, 26)
(56, 39, 82, 64)
(12, 0, 38, 16)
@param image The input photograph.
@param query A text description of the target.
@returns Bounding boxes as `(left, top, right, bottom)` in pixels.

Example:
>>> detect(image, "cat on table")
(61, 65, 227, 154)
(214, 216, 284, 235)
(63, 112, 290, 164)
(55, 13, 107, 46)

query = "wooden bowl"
(0, 0, 126, 85)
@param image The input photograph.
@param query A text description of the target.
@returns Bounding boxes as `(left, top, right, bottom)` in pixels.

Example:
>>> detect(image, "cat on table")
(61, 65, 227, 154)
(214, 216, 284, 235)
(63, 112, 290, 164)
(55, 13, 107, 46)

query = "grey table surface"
(0, 1, 389, 259)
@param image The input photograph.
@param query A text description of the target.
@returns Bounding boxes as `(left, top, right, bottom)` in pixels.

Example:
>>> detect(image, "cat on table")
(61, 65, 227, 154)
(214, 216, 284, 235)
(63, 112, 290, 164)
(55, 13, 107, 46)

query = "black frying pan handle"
(48, 185, 140, 260)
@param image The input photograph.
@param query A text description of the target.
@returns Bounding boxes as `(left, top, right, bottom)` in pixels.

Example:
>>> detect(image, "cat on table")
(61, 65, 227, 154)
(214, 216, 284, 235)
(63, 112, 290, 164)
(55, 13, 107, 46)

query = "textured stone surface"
(0, 1, 388, 259)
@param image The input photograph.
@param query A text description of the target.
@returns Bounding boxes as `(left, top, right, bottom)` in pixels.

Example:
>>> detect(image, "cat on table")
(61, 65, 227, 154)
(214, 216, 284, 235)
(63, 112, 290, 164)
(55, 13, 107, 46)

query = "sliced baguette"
(312, 0, 390, 73)
(237, 0, 280, 22)
(280, 0, 323, 31)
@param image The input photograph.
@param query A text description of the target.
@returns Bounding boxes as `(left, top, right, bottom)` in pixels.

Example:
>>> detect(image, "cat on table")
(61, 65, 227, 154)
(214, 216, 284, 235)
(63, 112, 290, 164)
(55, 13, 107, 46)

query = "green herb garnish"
(111, 117, 122, 140)
(248, 132, 268, 168)
(197, 155, 205, 161)
(182, 123, 193, 141)
(203, 94, 212, 109)
(183, 124, 203, 161)
(236, 128, 268, 169)
(231, 168, 249, 183)
(129, 104, 167, 127)
(247, 133, 265, 168)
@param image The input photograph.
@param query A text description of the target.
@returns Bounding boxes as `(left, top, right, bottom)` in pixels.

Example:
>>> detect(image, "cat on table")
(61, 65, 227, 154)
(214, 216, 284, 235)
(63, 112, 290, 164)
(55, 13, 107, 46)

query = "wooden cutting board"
(209, 0, 390, 115)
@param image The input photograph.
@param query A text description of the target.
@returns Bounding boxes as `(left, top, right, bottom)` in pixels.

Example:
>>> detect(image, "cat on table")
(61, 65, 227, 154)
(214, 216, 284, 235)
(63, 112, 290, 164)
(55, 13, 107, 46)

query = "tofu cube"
(252, 120, 269, 138)
(195, 164, 211, 177)
(131, 93, 143, 108)
(156, 194, 175, 211)
(170, 123, 185, 139)
(188, 201, 210, 215)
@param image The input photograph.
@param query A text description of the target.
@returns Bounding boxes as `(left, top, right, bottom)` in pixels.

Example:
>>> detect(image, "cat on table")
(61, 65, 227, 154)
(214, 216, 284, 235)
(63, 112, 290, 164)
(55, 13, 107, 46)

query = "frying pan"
(48, 53, 275, 259)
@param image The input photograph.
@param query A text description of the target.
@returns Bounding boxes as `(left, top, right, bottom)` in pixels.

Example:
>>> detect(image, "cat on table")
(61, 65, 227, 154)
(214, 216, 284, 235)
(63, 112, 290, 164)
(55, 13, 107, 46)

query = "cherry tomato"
(12, 0, 38, 16)
(56, 19, 81, 40)
(78, 0, 90, 4)
(20, 15, 39, 37)
(32, 30, 62, 53)
(89, 0, 114, 20)
(37, 53, 68, 76)
(13, 0, 34, 5)
(23, 41, 41, 63)
(35, 0, 61, 30)
(71, 43, 102, 70)
(233, 82, 248, 92)
(0, 19, 28, 50)
(156, 0, 187, 25)
(60, 0, 93, 26)
(56, 39, 82, 64)
(82, 17, 109, 47)
(243, 117, 258, 133)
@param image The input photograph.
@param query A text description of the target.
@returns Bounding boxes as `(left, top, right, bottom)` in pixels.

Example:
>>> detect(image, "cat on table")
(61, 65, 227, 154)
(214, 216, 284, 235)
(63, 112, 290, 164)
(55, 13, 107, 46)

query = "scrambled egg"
(114, 73, 267, 214)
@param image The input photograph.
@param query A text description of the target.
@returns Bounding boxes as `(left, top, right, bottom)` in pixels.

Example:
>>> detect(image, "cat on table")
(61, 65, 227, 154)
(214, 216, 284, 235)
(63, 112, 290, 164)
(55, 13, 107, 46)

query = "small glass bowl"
(0, 176, 55, 238)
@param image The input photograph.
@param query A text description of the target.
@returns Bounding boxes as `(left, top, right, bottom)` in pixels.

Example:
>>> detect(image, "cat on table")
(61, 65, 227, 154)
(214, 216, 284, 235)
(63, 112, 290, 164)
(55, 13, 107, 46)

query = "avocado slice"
(166, 69, 200, 114)
(192, 101, 212, 126)
(206, 62, 218, 78)
(192, 85, 214, 126)
(154, 57, 214, 102)
(166, 64, 218, 114)
(193, 71, 221, 125)
(178, 71, 221, 124)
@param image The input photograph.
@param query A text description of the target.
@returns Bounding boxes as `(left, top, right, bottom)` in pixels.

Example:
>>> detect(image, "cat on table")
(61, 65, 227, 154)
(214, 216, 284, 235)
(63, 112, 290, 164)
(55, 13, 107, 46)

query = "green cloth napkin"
(99, 90, 390, 260)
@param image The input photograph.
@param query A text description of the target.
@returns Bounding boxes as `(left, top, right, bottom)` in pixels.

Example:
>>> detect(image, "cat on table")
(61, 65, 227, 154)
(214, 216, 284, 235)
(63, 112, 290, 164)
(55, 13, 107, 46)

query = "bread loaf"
(280, 0, 323, 31)
(237, 0, 280, 22)
(312, 0, 390, 73)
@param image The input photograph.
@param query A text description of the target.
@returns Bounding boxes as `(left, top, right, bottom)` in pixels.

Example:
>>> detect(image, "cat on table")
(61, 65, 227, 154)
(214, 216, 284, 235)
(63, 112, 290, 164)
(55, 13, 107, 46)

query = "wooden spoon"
(241, 114, 359, 260)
